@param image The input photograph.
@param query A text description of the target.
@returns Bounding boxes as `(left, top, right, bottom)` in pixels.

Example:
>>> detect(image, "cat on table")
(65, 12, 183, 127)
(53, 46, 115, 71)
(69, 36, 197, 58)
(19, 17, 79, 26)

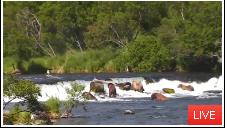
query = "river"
(4, 72, 223, 125)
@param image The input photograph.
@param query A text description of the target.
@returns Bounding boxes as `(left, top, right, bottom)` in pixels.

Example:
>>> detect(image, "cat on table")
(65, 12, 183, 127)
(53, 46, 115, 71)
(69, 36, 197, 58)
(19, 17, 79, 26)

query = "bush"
(64, 82, 85, 111)
(45, 97, 61, 113)
(3, 74, 42, 112)
(17, 112, 31, 124)
(7, 105, 22, 123)
(6, 105, 32, 124)
(3, 56, 18, 74)
(124, 35, 173, 72)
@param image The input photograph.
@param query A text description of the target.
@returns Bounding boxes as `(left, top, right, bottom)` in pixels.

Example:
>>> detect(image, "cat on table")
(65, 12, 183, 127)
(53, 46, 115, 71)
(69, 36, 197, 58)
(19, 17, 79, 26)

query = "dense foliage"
(3, 1, 222, 73)
(3, 74, 42, 111)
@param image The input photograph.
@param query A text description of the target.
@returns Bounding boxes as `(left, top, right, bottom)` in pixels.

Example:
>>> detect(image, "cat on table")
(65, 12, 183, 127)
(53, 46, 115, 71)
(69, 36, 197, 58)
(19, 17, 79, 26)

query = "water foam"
(3, 76, 223, 102)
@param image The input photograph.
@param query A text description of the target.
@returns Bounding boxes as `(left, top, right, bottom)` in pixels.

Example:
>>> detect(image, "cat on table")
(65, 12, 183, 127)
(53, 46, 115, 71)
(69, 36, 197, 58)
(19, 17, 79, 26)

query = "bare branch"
(48, 42, 56, 56)
(110, 24, 125, 47)
(3, 97, 16, 109)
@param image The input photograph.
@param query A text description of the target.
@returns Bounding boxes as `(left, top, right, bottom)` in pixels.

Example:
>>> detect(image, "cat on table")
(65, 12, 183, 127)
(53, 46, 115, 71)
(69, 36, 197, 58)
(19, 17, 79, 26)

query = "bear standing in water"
(108, 83, 117, 97)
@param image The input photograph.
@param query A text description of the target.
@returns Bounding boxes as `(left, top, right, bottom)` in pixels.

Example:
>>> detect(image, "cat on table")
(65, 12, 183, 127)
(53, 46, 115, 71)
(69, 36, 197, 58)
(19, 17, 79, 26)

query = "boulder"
(90, 81, 105, 93)
(124, 110, 135, 114)
(31, 111, 50, 121)
(162, 88, 175, 94)
(116, 82, 131, 91)
(30, 111, 52, 124)
(47, 112, 60, 119)
(60, 110, 73, 118)
(144, 77, 155, 84)
(82, 92, 97, 100)
(151, 93, 168, 101)
(105, 78, 113, 81)
(108, 83, 116, 97)
(131, 80, 144, 92)
(178, 84, 194, 91)
(124, 82, 132, 90)
(116, 83, 125, 89)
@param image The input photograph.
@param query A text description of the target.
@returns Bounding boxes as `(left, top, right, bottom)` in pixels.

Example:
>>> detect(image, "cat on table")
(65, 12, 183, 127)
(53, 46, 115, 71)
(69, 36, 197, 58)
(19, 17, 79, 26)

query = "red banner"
(188, 105, 222, 125)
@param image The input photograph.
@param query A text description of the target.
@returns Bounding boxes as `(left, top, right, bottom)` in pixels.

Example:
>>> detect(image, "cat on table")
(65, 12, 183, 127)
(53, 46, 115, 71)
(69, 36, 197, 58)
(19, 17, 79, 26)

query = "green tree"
(3, 74, 42, 112)
(125, 35, 173, 72)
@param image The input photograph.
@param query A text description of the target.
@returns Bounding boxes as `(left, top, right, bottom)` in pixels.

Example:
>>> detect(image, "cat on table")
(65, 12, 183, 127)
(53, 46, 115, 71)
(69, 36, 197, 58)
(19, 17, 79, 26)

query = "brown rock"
(90, 81, 105, 93)
(82, 92, 97, 100)
(178, 84, 194, 91)
(151, 93, 168, 101)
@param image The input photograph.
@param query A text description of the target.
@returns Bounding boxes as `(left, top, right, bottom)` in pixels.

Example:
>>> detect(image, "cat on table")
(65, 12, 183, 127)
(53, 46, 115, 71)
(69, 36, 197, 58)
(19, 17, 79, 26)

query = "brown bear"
(131, 80, 144, 92)
(108, 83, 116, 98)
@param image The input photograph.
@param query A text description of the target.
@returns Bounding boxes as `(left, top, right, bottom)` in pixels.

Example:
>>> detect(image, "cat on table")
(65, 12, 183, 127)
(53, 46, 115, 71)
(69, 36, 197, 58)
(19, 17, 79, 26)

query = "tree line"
(3, 1, 222, 73)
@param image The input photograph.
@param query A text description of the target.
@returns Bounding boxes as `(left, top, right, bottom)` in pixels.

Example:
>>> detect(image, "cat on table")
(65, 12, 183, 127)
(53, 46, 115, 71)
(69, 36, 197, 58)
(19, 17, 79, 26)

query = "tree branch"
(3, 97, 16, 109)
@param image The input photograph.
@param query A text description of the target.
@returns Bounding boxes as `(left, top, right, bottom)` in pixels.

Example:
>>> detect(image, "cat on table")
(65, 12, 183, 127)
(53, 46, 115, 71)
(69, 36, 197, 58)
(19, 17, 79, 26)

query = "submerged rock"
(162, 88, 175, 94)
(82, 92, 97, 100)
(178, 84, 194, 91)
(124, 110, 135, 114)
(151, 93, 168, 101)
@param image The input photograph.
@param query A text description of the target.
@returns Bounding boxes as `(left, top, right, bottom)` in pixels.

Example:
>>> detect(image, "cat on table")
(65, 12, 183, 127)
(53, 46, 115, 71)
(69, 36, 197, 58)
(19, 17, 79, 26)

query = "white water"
(4, 76, 223, 102)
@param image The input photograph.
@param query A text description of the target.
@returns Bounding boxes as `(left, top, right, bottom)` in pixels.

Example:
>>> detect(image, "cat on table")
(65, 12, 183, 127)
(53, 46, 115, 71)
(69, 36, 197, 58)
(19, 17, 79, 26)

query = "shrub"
(125, 35, 173, 72)
(64, 82, 85, 111)
(45, 97, 61, 113)
(3, 74, 42, 112)
(17, 112, 31, 124)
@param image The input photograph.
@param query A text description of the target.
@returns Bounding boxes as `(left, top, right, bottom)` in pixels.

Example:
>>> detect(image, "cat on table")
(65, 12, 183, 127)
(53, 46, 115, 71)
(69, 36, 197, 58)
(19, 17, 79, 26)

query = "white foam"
(3, 76, 223, 103)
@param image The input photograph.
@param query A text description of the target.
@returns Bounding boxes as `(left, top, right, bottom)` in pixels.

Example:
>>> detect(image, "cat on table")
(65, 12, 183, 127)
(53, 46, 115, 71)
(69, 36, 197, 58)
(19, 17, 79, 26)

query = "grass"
(3, 48, 120, 74)
(44, 97, 61, 113)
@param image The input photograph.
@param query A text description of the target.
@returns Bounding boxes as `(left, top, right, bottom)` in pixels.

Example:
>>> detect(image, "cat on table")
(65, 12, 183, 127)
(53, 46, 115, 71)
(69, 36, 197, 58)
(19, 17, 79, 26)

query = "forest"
(3, 1, 222, 74)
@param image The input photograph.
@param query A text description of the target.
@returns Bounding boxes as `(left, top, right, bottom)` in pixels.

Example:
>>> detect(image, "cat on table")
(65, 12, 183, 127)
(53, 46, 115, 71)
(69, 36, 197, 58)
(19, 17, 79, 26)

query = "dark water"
(54, 97, 222, 125)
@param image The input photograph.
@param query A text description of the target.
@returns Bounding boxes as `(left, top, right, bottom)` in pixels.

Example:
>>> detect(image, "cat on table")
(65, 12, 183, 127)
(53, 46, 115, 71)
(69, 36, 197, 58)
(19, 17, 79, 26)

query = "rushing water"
(4, 72, 223, 125)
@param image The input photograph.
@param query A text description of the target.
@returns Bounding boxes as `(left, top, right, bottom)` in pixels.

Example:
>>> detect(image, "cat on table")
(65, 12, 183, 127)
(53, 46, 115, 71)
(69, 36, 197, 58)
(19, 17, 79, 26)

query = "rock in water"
(116, 83, 131, 91)
(105, 78, 113, 81)
(162, 88, 175, 94)
(90, 81, 105, 93)
(178, 84, 194, 91)
(151, 93, 168, 101)
(60, 110, 73, 118)
(82, 92, 97, 100)
(144, 77, 155, 84)
(124, 110, 135, 114)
